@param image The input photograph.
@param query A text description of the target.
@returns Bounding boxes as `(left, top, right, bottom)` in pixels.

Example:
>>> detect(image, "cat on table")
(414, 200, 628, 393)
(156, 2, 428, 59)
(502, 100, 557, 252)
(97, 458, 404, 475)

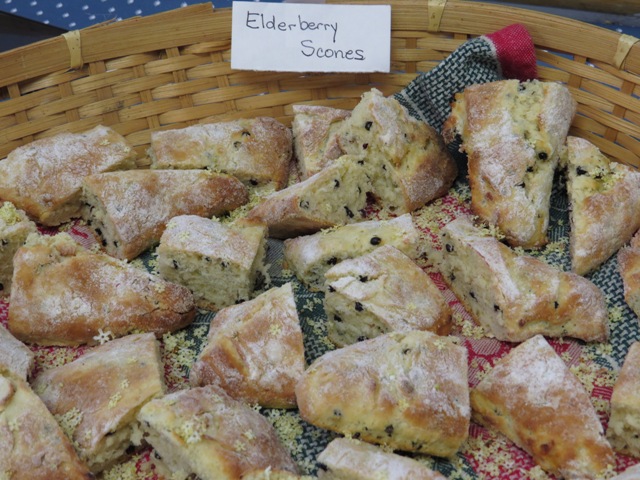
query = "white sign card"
(231, 2, 391, 73)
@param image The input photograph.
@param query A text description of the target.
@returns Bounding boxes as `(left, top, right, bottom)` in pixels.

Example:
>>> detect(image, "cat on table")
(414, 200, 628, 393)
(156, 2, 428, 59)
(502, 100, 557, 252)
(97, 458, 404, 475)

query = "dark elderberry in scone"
(323, 245, 451, 347)
(442, 79, 576, 248)
(337, 88, 457, 214)
(157, 215, 268, 311)
(283, 213, 421, 292)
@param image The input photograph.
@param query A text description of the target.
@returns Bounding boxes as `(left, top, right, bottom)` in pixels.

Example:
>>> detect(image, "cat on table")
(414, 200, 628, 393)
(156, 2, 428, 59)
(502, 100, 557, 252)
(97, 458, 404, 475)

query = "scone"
(81, 169, 249, 260)
(31, 333, 165, 473)
(470, 334, 616, 479)
(0, 324, 34, 381)
(137, 384, 299, 480)
(157, 215, 268, 310)
(242, 470, 309, 480)
(291, 104, 350, 179)
(8, 233, 195, 346)
(0, 125, 137, 226)
(246, 155, 372, 239)
(0, 374, 94, 479)
(295, 330, 469, 457)
(283, 213, 421, 291)
(0, 201, 37, 297)
(323, 245, 451, 347)
(618, 230, 640, 317)
(338, 88, 457, 213)
(607, 341, 640, 458)
(189, 283, 305, 408)
(316, 438, 447, 480)
(427, 216, 609, 342)
(442, 79, 576, 248)
(561, 136, 640, 275)
(148, 117, 293, 190)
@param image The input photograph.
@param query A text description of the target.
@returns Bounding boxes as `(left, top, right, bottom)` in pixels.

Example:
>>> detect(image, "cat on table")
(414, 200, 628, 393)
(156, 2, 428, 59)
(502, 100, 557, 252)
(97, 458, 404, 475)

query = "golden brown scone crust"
(32, 333, 165, 473)
(8, 233, 195, 346)
(295, 330, 469, 457)
(0, 374, 94, 480)
(137, 384, 299, 480)
(316, 438, 448, 479)
(149, 117, 293, 190)
(292, 104, 351, 179)
(562, 136, 640, 276)
(0, 202, 37, 298)
(607, 341, 640, 458)
(442, 80, 576, 248)
(0, 125, 136, 226)
(189, 283, 304, 408)
(82, 169, 249, 260)
(429, 216, 609, 342)
(470, 335, 615, 479)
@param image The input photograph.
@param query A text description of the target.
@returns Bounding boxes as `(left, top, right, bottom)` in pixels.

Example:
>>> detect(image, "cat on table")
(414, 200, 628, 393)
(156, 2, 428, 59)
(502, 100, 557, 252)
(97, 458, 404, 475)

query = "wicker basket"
(1, 0, 639, 168)
(1, 2, 640, 478)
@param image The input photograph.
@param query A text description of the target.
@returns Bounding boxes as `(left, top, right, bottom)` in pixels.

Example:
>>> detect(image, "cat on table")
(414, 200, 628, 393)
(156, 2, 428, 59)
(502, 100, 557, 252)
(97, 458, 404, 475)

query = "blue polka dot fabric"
(0, 0, 234, 30)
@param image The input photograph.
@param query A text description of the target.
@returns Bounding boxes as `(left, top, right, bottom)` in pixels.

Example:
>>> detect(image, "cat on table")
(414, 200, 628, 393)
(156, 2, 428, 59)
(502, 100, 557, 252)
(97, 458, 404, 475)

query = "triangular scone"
(324, 245, 451, 347)
(470, 335, 615, 479)
(295, 331, 469, 457)
(428, 216, 608, 342)
(137, 385, 299, 480)
(338, 89, 457, 213)
(283, 213, 421, 291)
(606, 341, 640, 458)
(561, 136, 640, 275)
(291, 104, 351, 179)
(31, 333, 165, 473)
(0, 202, 37, 297)
(148, 117, 293, 190)
(0, 125, 137, 226)
(189, 283, 304, 409)
(316, 438, 447, 480)
(246, 155, 372, 239)
(0, 324, 34, 381)
(81, 169, 248, 260)
(618, 230, 640, 318)
(0, 374, 93, 479)
(157, 215, 268, 311)
(442, 80, 576, 248)
(8, 233, 195, 346)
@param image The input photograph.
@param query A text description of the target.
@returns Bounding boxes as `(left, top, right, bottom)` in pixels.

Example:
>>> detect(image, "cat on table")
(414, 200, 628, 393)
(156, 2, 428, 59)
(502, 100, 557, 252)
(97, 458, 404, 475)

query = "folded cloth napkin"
(395, 23, 537, 131)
